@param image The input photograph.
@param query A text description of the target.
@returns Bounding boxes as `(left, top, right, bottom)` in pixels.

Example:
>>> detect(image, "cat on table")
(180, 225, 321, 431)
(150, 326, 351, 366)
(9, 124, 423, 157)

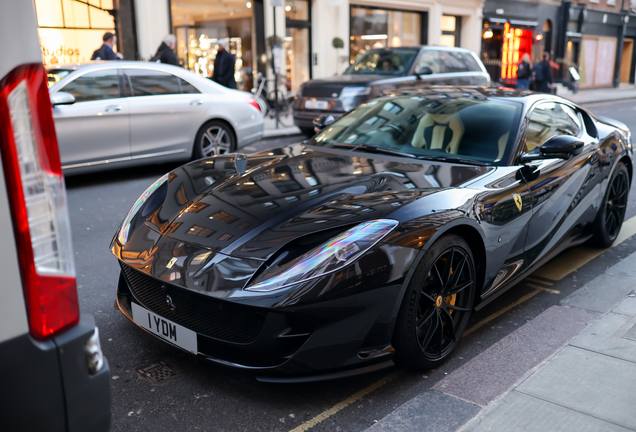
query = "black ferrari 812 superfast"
(111, 87, 632, 382)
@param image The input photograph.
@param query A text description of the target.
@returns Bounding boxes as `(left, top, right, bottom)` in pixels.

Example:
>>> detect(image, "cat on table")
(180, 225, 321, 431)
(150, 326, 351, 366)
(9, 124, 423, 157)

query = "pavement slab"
(366, 391, 480, 432)
(517, 346, 636, 430)
(613, 296, 636, 317)
(559, 273, 636, 314)
(571, 312, 636, 365)
(463, 391, 631, 432)
(433, 306, 595, 406)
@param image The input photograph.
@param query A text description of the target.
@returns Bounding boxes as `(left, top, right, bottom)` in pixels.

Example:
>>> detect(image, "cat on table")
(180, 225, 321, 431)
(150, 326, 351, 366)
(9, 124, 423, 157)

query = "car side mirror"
(50, 92, 76, 106)
(416, 66, 433, 77)
(313, 114, 335, 134)
(520, 135, 584, 162)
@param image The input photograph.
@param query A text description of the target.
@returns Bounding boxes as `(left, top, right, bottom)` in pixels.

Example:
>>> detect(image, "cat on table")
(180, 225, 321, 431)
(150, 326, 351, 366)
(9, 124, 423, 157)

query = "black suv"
(293, 46, 490, 134)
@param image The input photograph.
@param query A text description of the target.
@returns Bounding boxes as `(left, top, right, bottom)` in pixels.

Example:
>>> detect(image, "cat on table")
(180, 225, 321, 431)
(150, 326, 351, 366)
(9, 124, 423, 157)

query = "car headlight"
(245, 219, 399, 292)
(117, 174, 169, 245)
(340, 86, 371, 98)
(340, 86, 372, 111)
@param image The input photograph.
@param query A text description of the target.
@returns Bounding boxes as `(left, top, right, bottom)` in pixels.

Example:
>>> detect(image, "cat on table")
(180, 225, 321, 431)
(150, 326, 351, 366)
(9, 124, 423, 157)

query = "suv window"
(344, 48, 420, 76)
(443, 50, 482, 73)
(61, 70, 120, 102)
(526, 102, 581, 152)
(414, 50, 443, 74)
(126, 69, 181, 96)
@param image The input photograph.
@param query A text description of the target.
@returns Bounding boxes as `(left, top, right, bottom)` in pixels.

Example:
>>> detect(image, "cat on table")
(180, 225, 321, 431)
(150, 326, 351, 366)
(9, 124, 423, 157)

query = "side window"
(442, 51, 473, 73)
(179, 78, 200, 94)
(126, 69, 181, 96)
(414, 50, 442, 74)
(60, 70, 120, 102)
(525, 102, 580, 153)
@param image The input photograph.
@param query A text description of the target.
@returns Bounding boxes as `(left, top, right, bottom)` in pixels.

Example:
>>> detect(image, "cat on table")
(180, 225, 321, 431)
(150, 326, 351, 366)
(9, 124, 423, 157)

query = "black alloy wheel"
(393, 234, 476, 370)
(592, 162, 630, 248)
(193, 120, 236, 160)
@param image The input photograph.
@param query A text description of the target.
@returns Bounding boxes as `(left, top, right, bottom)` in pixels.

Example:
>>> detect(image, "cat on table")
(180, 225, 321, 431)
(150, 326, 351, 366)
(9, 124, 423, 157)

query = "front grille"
(302, 85, 342, 98)
(121, 263, 266, 344)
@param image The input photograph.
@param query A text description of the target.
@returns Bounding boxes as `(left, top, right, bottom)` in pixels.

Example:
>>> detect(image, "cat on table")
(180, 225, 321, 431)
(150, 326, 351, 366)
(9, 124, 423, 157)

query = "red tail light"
(0, 64, 79, 340)
(247, 97, 261, 112)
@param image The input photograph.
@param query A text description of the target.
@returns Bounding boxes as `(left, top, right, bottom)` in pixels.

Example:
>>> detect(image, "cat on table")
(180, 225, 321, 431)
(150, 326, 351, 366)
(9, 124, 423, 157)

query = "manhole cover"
(135, 361, 179, 385)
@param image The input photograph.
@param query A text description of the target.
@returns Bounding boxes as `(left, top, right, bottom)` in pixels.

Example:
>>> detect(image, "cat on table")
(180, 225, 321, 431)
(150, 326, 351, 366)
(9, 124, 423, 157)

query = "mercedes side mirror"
(50, 91, 76, 106)
(520, 135, 584, 162)
(313, 114, 335, 134)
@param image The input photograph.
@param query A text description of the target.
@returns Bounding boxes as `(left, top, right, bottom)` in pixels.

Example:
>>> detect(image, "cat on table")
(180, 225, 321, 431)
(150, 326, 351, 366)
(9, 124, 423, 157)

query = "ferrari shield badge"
(166, 257, 178, 269)
(513, 194, 523, 211)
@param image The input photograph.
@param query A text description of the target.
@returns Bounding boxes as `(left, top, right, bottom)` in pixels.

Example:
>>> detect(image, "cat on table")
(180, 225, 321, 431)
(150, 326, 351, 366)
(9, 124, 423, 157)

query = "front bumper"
(114, 245, 417, 380)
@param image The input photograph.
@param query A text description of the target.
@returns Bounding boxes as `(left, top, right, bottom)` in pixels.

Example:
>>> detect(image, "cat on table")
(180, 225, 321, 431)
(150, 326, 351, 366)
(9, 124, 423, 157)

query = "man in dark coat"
(211, 39, 237, 89)
(150, 34, 179, 65)
(533, 52, 553, 94)
(91, 32, 122, 61)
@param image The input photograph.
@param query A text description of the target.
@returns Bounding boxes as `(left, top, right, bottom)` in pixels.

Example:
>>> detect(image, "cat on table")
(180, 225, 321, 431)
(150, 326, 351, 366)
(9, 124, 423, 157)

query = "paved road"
(63, 100, 636, 432)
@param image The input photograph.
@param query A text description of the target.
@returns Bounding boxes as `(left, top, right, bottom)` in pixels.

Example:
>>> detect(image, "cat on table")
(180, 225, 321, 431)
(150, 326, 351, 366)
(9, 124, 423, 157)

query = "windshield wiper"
(416, 155, 490, 166)
(331, 143, 416, 158)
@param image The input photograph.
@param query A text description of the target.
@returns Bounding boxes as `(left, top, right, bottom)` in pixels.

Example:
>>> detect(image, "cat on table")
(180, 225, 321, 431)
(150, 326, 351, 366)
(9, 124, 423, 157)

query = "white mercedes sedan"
(47, 62, 263, 175)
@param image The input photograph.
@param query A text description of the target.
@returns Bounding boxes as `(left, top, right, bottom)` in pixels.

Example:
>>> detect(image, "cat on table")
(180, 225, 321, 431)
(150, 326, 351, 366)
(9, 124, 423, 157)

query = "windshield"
(47, 69, 74, 88)
(345, 48, 420, 76)
(312, 91, 523, 165)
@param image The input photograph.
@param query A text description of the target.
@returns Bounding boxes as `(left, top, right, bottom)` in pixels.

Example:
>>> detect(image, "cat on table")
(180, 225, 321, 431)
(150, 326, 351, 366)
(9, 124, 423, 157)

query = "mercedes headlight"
(245, 219, 398, 292)
(117, 174, 169, 245)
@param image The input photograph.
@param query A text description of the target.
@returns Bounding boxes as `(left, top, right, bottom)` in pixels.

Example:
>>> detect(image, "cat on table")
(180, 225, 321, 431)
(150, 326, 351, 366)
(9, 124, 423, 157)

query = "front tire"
(194, 120, 236, 159)
(393, 234, 476, 370)
(591, 162, 629, 248)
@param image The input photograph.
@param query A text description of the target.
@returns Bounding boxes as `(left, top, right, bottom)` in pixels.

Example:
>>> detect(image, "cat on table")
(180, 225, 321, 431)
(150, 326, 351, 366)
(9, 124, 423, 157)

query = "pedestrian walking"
(516, 53, 532, 90)
(211, 39, 237, 89)
(150, 34, 179, 66)
(532, 52, 553, 94)
(91, 32, 123, 61)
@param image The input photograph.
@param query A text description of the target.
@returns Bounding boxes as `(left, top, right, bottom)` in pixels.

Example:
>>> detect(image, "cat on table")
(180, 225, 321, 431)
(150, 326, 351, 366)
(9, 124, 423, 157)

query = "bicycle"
(251, 73, 294, 123)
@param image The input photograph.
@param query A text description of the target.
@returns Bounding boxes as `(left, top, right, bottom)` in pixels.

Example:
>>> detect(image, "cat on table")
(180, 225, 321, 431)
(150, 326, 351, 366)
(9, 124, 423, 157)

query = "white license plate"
(304, 99, 329, 110)
(132, 302, 198, 354)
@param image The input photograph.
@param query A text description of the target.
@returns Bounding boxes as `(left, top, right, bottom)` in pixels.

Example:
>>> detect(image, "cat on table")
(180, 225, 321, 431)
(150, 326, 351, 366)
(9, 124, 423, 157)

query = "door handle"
(105, 105, 121, 112)
(190, 100, 202, 106)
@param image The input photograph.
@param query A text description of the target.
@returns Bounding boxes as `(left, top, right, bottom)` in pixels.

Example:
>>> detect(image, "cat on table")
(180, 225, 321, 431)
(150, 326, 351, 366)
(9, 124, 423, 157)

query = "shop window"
(171, 0, 254, 91)
(441, 15, 461, 48)
(285, 0, 311, 94)
(350, 6, 423, 63)
(61, 70, 120, 102)
(35, 0, 116, 67)
(126, 70, 181, 96)
(501, 23, 533, 83)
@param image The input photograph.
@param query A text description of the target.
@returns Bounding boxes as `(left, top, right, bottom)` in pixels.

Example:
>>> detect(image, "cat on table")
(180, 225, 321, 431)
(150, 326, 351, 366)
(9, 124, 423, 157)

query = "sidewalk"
(262, 112, 302, 139)
(557, 82, 636, 105)
(367, 251, 636, 432)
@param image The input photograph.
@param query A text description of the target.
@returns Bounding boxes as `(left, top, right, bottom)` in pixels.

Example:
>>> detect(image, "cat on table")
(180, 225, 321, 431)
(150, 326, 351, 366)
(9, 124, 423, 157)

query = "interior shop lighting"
(361, 34, 389, 40)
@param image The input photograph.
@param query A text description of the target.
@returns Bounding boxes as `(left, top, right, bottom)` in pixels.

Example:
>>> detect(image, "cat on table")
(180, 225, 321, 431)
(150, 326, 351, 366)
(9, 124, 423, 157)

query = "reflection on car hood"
(144, 144, 493, 261)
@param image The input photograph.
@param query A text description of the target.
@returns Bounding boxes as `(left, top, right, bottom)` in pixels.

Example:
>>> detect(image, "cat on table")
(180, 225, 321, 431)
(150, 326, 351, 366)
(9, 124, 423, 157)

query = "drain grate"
(135, 361, 179, 385)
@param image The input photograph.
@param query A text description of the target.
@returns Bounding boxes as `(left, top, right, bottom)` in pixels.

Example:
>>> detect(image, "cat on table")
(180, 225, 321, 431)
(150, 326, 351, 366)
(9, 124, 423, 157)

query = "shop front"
(481, 0, 561, 87)
(34, 0, 117, 72)
(349, 5, 427, 63)
(170, 0, 258, 91)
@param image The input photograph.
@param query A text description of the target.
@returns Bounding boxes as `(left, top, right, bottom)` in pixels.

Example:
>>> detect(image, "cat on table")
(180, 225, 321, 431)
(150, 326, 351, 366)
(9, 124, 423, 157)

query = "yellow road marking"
(525, 277, 554, 286)
(534, 215, 636, 281)
(525, 283, 560, 294)
(464, 289, 542, 337)
(288, 370, 402, 432)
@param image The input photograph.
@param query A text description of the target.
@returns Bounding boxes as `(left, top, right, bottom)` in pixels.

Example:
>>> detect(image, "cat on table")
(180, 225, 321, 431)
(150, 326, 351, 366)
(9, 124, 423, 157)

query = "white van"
(0, 2, 111, 430)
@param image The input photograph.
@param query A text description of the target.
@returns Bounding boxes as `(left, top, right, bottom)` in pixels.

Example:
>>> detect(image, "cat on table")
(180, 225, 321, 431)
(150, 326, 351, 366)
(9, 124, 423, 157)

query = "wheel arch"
(192, 118, 238, 159)
(619, 154, 633, 185)
(444, 224, 487, 304)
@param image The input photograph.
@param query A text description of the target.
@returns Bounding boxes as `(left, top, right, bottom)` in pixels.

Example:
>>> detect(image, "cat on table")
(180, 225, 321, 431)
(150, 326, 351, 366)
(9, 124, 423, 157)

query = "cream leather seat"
(411, 113, 464, 154)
